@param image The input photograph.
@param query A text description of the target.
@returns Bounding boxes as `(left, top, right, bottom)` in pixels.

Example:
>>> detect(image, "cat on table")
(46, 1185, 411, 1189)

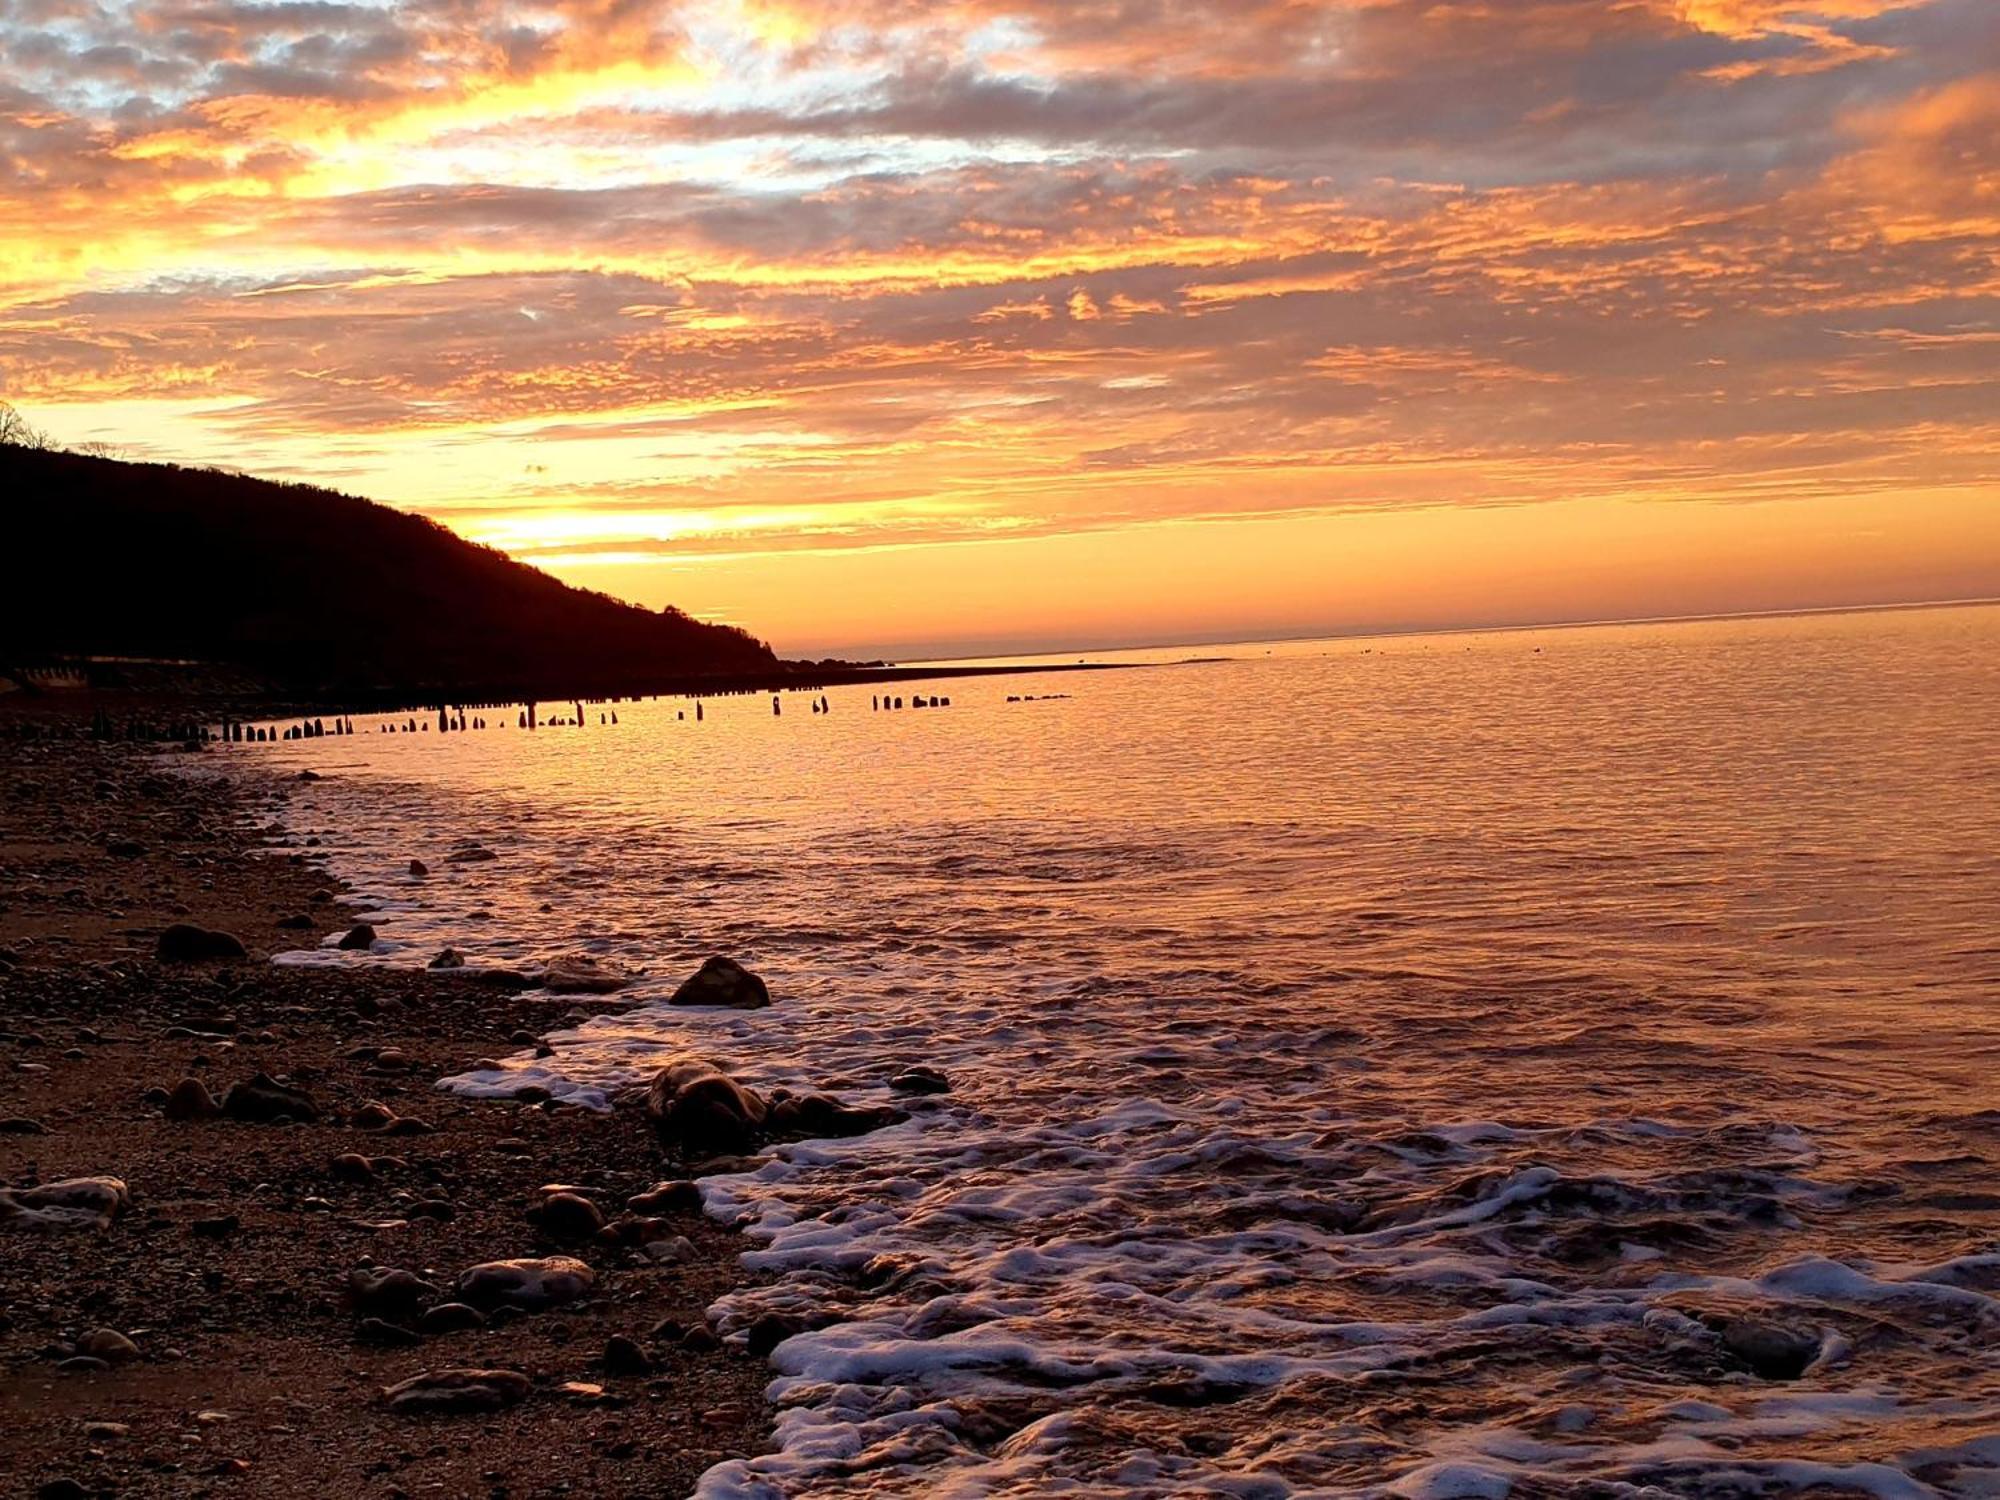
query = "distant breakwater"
(0, 658, 1149, 741)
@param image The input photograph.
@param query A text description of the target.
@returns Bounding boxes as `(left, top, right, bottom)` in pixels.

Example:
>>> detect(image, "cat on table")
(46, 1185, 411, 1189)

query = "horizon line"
(868, 595, 2000, 667)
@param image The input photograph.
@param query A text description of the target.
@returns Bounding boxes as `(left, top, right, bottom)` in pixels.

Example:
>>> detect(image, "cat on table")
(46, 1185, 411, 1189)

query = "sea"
(238, 603, 2000, 1499)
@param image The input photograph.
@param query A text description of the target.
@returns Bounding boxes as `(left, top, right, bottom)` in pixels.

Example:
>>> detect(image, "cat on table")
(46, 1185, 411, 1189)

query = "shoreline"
(0, 736, 776, 1498)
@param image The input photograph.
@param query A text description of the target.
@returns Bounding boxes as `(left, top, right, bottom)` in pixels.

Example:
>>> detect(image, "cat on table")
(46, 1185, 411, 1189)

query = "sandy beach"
(0, 732, 775, 1499)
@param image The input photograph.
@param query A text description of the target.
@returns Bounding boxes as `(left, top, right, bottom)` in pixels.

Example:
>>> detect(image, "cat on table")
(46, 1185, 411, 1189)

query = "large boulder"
(668, 956, 770, 1009)
(644, 1058, 768, 1157)
(156, 924, 247, 961)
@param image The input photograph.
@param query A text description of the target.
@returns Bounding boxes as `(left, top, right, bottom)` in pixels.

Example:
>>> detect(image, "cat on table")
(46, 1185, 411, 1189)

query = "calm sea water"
(244, 605, 2000, 1499)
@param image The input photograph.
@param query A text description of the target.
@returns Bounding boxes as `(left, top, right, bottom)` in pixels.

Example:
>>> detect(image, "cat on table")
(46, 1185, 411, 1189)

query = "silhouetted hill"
(0, 446, 777, 698)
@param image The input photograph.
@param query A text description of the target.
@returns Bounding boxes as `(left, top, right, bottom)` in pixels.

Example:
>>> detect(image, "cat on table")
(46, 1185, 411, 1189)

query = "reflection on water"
(245, 606, 2000, 1498)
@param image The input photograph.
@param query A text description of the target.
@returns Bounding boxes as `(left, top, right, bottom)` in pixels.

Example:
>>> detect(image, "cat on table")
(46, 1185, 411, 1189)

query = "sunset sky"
(3, 0, 1997, 656)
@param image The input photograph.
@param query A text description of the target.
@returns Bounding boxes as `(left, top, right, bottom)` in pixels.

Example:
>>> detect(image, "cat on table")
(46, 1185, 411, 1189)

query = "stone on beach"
(529, 1191, 605, 1242)
(163, 1077, 221, 1121)
(76, 1328, 139, 1363)
(668, 955, 770, 1009)
(156, 923, 247, 961)
(418, 1302, 487, 1334)
(337, 923, 378, 951)
(382, 1368, 530, 1416)
(0, 1176, 129, 1231)
(408, 859, 428, 877)
(428, 947, 465, 970)
(348, 1266, 439, 1315)
(627, 1180, 703, 1216)
(221, 1072, 319, 1123)
(602, 1335, 653, 1376)
(455, 1256, 595, 1312)
(444, 844, 497, 864)
(349, 1100, 398, 1131)
(644, 1057, 768, 1156)
(539, 955, 628, 995)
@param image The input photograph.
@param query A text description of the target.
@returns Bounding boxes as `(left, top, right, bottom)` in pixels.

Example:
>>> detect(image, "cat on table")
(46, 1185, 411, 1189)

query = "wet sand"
(0, 734, 772, 1499)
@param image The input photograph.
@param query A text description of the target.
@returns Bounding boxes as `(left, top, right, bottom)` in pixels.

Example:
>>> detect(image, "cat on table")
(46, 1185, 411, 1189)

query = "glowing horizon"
(4, 0, 1996, 657)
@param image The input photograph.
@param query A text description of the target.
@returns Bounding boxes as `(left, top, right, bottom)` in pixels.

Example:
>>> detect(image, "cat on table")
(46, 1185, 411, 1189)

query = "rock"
(530, 1192, 605, 1242)
(57, 1355, 110, 1375)
(348, 1100, 398, 1131)
(382, 1368, 530, 1416)
(276, 913, 314, 930)
(419, 1302, 487, 1334)
(456, 1256, 595, 1312)
(890, 1065, 951, 1096)
(383, 1115, 436, 1136)
(644, 1057, 768, 1157)
(373, 1047, 412, 1070)
(601, 1335, 653, 1376)
(77, 1328, 139, 1362)
(0, 1117, 47, 1134)
(164, 1077, 222, 1122)
(38, 1479, 89, 1499)
(627, 1181, 702, 1216)
(668, 955, 770, 1009)
(329, 1153, 377, 1184)
(157, 924, 248, 961)
(765, 1090, 907, 1141)
(1721, 1318, 1822, 1380)
(444, 845, 497, 864)
(0, 1177, 129, 1230)
(540, 956, 627, 995)
(190, 1213, 240, 1239)
(337, 924, 377, 951)
(348, 1266, 439, 1315)
(680, 1325, 719, 1353)
(357, 1317, 422, 1347)
(221, 1073, 319, 1123)
(640, 1235, 695, 1265)
(408, 859, 429, 877)
(427, 948, 464, 970)
(746, 1313, 804, 1358)
(513, 1084, 552, 1105)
